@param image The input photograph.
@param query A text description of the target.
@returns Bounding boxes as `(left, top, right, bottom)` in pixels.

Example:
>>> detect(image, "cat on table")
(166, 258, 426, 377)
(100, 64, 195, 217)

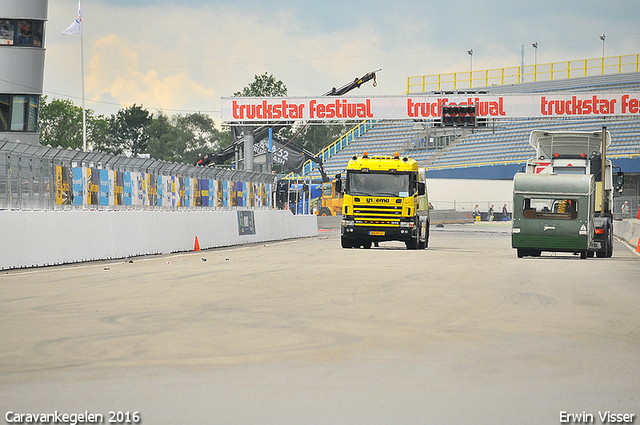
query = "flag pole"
(63, 0, 86, 151)
(80, 27, 87, 152)
(80, 0, 87, 152)
(81, 26, 86, 152)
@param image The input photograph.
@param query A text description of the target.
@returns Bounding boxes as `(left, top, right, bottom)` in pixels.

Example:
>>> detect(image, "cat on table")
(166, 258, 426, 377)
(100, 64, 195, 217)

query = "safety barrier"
(0, 140, 276, 211)
(407, 53, 640, 93)
(0, 209, 318, 270)
(613, 219, 640, 252)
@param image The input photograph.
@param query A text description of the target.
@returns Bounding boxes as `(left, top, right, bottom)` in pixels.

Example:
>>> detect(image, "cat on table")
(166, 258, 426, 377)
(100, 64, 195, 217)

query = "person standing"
(502, 203, 508, 220)
(489, 205, 494, 221)
(621, 201, 629, 219)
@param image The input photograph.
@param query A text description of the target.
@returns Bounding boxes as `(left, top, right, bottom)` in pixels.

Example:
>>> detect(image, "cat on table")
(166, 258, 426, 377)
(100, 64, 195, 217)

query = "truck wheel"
(517, 249, 525, 258)
(406, 237, 419, 250)
(341, 236, 353, 249)
(362, 240, 372, 249)
(606, 228, 613, 258)
(580, 251, 588, 259)
(318, 207, 332, 216)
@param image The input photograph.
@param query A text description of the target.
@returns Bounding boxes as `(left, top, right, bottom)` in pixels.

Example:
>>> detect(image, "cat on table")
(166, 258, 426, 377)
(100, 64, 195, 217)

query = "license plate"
(369, 231, 385, 236)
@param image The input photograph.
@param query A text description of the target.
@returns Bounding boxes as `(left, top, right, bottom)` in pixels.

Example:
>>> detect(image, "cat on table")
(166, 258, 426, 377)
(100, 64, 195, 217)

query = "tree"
(146, 112, 232, 164)
(38, 96, 108, 150)
(295, 121, 354, 155)
(233, 72, 287, 97)
(107, 104, 152, 156)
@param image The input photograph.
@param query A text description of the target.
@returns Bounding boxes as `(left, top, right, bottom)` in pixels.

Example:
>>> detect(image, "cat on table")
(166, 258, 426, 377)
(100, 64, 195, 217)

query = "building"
(0, 0, 48, 145)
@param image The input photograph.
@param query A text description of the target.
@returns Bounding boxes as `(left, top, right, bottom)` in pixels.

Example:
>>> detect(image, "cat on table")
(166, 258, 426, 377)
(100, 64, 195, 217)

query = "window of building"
(0, 20, 15, 45)
(0, 94, 39, 132)
(0, 95, 9, 131)
(0, 19, 45, 47)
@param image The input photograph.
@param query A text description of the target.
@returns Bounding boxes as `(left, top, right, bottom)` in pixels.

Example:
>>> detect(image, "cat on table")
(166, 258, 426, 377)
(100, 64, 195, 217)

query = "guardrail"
(0, 140, 276, 211)
(407, 54, 640, 93)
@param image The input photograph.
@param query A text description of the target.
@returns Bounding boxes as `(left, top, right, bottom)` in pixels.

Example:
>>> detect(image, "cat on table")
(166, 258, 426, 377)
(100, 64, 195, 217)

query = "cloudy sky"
(43, 0, 640, 120)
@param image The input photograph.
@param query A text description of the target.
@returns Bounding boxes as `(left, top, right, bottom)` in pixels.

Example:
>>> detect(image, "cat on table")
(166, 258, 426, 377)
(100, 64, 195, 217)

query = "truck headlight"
(342, 219, 355, 227)
(399, 221, 412, 228)
(512, 228, 521, 234)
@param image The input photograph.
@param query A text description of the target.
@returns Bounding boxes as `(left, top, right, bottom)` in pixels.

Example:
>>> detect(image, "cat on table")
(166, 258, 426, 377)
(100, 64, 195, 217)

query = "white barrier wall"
(614, 219, 640, 250)
(0, 210, 317, 270)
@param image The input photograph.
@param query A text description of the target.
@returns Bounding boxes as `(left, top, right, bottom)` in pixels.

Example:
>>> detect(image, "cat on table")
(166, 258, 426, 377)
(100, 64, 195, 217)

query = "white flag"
(62, 0, 82, 35)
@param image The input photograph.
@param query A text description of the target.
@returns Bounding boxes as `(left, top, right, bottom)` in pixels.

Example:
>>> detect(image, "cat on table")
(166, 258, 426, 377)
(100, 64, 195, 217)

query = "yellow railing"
(407, 54, 640, 93)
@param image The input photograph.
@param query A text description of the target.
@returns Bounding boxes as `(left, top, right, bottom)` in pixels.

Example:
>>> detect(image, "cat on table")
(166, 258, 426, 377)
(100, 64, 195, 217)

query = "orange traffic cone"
(194, 236, 201, 252)
(635, 238, 640, 253)
(637, 207, 640, 220)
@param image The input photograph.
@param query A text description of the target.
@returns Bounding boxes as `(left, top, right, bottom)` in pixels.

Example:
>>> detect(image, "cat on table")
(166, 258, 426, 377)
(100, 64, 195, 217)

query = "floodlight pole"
(532, 42, 538, 82)
(467, 49, 473, 88)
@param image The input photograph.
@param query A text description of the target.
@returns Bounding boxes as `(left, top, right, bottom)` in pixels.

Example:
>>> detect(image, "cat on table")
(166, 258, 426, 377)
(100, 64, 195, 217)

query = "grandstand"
(306, 68, 640, 182)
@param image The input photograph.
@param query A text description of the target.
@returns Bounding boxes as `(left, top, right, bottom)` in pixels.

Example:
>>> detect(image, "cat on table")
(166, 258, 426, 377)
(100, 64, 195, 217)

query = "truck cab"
(341, 152, 429, 249)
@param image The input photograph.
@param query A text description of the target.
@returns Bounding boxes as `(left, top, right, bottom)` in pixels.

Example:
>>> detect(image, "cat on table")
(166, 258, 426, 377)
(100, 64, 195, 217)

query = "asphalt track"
(1, 223, 639, 425)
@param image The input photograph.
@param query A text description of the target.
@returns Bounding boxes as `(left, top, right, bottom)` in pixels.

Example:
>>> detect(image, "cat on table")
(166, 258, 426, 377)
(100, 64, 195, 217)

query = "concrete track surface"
(1, 224, 639, 424)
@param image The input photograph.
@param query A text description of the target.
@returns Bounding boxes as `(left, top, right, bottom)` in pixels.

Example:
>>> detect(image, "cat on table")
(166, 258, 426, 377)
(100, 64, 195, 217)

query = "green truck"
(512, 129, 621, 259)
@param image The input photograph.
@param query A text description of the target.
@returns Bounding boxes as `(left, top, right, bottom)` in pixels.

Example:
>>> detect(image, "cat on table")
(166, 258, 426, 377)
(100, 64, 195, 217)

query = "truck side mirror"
(335, 178, 342, 194)
(616, 171, 624, 192)
(417, 182, 426, 196)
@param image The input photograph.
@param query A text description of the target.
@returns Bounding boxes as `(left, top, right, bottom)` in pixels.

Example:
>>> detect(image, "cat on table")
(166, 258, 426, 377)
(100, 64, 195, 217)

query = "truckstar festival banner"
(221, 93, 640, 122)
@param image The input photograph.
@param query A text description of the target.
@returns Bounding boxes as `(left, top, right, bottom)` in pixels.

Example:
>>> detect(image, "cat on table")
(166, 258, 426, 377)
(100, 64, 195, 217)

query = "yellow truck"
(316, 174, 344, 216)
(340, 152, 430, 249)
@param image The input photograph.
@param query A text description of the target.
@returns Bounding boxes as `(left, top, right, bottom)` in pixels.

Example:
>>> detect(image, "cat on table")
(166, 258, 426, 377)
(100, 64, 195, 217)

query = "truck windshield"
(347, 172, 411, 197)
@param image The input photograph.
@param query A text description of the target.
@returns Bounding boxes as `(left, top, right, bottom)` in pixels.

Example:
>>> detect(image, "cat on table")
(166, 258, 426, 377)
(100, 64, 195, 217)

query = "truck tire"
(517, 249, 524, 258)
(318, 207, 332, 216)
(419, 222, 429, 249)
(580, 251, 588, 259)
(606, 227, 613, 258)
(596, 228, 609, 258)
(341, 236, 353, 249)
(424, 224, 430, 248)
(406, 236, 419, 250)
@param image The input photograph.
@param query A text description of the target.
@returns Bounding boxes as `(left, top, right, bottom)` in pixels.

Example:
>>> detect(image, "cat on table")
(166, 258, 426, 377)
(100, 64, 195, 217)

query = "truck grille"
(353, 204, 402, 227)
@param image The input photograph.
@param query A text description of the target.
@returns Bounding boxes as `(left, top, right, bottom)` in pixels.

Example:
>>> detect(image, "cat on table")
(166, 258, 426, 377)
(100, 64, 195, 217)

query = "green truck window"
(523, 198, 578, 220)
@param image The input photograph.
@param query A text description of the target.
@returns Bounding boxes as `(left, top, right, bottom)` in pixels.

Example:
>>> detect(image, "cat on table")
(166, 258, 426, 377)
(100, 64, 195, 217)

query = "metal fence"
(0, 140, 277, 211)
